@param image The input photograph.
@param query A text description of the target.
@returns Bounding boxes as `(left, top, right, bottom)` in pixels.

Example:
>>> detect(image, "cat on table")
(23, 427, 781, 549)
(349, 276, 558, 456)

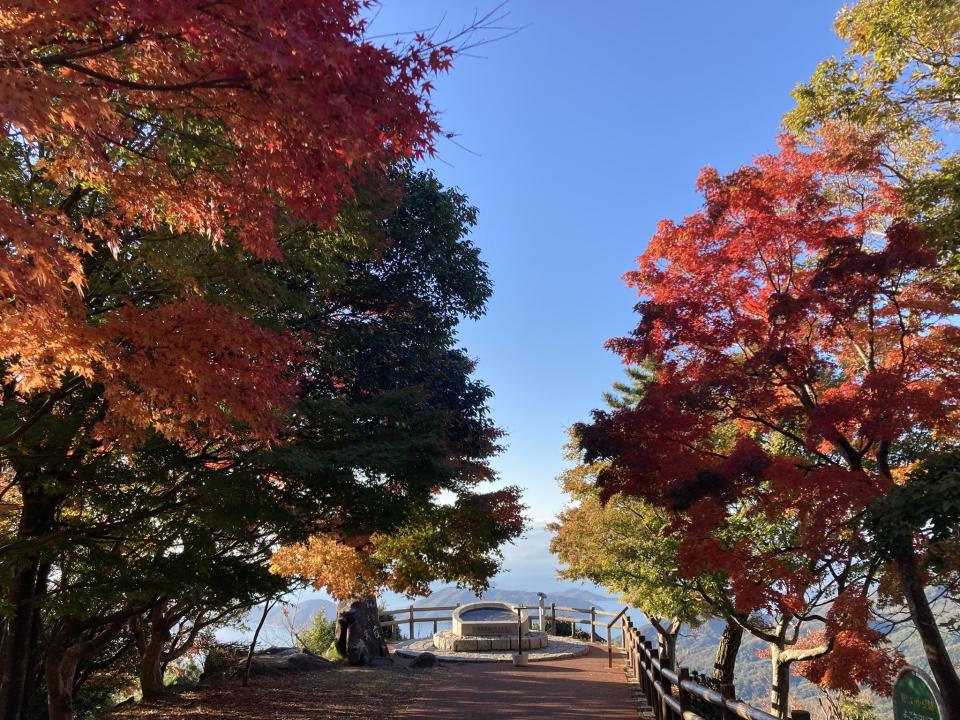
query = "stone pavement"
(396, 644, 637, 719)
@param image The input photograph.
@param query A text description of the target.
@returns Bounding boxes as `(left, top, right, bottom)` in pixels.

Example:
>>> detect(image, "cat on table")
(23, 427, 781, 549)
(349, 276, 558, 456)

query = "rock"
(409, 652, 437, 670)
(282, 653, 334, 672)
(261, 646, 300, 657)
(239, 648, 333, 677)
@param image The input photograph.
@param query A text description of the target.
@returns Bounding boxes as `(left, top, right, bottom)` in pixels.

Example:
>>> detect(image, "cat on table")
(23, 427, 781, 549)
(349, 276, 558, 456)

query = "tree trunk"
(897, 549, 960, 720)
(242, 600, 274, 687)
(0, 480, 56, 720)
(712, 618, 742, 687)
(650, 617, 680, 669)
(136, 602, 180, 700)
(138, 629, 169, 700)
(45, 662, 77, 720)
(44, 630, 82, 720)
(334, 595, 388, 666)
(0, 559, 40, 720)
(657, 630, 677, 669)
(769, 648, 791, 720)
(44, 613, 136, 720)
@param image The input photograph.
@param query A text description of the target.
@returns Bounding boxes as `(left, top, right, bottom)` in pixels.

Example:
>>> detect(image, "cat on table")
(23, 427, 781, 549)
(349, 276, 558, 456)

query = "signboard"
(893, 667, 944, 720)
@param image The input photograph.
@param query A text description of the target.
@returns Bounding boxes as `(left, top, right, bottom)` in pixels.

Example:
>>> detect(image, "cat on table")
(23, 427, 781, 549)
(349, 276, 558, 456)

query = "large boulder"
(239, 647, 333, 677)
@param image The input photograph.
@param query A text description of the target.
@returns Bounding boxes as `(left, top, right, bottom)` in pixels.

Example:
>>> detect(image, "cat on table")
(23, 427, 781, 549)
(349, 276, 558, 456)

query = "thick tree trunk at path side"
(769, 648, 792, 720)
(136, 603, 179, 700)
(44, 632, 83, 720)
(44, 615, 134, 720)
(335, 596, 388, 666)
(712, 619, 742, 687)
(897, 549, 960, 720)
(138, 630, 169, 700)
(0, 481, 56, 720)
(0, 558, 40, 720)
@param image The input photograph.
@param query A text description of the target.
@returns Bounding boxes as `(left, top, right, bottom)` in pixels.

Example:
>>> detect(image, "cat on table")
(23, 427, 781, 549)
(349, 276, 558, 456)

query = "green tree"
(786, 0, 960, 262)
(551, 369, 730, 674)
(296, 613, 338, 657)
(1, 169, 522, 715)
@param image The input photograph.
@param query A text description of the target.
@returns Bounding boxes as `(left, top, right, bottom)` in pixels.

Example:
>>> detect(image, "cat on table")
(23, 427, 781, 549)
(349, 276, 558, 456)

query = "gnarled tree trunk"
(769, 648, 792, 720)
(138, 628, 169, 700)
(768, 635, 832, 720)
(44, 619, 125, 720)
(133, 602, 182, 700)
(334, 596, 388, 666)
(712, 618, 742, 687)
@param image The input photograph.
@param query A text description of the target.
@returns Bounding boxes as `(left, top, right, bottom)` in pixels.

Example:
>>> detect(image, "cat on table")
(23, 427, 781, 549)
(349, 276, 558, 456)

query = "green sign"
(893, 667, 943, 720)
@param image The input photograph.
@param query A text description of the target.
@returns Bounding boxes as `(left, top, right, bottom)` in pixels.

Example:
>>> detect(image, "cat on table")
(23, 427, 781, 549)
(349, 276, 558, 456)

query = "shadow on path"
(397, 645, 635, 720)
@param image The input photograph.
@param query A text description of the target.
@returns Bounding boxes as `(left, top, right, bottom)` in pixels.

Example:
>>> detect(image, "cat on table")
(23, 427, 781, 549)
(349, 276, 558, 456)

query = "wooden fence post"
(606, 624, 613, 667)
(590, 606, 596, 642)
(636, 630, 645, 699)
(649, 640, 662, 720)
(551, 602, 556, 634)
(677, 667, 690, 720)
(790, 711, 811, 720)
(408, 604, 414, 640)
(720, 682, 736, 720)
(660, 649, 672, 720)
(659, 648, 672, 698)
(645, 639, 657, 716)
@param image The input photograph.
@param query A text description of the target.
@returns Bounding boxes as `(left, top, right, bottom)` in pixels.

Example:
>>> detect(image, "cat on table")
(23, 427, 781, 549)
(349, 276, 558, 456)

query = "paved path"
(398, 645, 636, 720)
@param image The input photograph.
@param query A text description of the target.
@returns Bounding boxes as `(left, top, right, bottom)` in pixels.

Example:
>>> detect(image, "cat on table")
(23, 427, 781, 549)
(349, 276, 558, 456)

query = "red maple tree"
(577, 136, 960, 710)
(0, 0, 450, 439)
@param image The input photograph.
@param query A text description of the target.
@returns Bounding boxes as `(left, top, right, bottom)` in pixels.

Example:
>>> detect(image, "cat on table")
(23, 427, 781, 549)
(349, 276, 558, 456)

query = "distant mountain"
(243, 597, 336, 634)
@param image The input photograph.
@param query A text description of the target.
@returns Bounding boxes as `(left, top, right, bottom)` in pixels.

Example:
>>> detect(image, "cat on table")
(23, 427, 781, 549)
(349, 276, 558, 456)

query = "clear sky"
(368, 0, 847, 585)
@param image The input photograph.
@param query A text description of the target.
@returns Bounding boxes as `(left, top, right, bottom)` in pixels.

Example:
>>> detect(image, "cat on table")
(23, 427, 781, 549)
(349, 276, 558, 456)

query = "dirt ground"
(107, 660, 426, 720)
(107, 646, 635, 720)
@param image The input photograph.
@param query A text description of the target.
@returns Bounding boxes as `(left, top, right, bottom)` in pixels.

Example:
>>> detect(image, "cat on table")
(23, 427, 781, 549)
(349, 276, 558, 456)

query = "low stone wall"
(432, 630, 548, 652)
(393, 635, 590, 663)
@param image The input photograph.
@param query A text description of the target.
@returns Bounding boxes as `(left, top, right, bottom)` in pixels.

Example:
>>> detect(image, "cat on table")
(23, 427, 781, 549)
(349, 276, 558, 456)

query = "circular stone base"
(393, 635, 591, 663)
(432, 630, 547, 652)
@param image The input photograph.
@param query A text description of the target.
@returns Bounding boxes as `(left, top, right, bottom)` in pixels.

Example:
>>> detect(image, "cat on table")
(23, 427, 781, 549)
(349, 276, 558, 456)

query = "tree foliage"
(0, 3, 523, 715)
(573, 137, 956, 711)
(786, 0, 960, 262)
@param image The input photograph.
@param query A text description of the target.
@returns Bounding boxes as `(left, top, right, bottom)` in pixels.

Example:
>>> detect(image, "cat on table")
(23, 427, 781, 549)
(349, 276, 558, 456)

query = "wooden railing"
(380, 599, 630, 664)
(622, 618, 810, 720)
(380, 604, 460, 638)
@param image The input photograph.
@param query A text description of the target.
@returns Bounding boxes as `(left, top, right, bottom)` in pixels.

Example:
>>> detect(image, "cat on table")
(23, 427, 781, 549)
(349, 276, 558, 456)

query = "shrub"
(297, 612, 337, 655)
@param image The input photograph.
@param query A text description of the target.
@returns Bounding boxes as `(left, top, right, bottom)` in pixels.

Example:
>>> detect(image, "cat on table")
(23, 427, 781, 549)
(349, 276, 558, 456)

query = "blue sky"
(370, 0, 847, 589)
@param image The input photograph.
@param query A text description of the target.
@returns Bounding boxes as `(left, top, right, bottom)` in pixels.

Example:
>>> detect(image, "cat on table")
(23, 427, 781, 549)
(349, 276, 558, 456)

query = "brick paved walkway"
(397, 645, 636, 719)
